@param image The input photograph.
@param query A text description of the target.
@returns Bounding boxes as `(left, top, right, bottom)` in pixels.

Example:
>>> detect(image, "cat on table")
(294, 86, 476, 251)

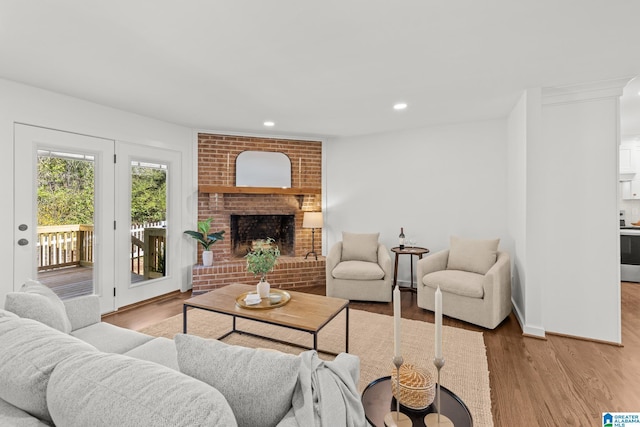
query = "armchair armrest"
(63, 295, 101, 331)
(482, 251, 511, 307)
(417, 249, 449, 284)
(326, 241, 343, 276)
(377, 244, 392, 278)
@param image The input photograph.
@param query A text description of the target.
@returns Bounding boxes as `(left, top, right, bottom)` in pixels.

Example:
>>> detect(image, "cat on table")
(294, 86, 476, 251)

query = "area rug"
(140, 308, 493, 427)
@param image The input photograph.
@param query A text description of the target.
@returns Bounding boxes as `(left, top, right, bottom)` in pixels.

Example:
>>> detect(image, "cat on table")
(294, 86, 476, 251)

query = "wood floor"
(103, 282, 640, 427)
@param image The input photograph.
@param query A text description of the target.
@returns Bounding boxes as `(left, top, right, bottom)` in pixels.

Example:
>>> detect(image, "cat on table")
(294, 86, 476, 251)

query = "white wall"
(0, 78, 195, 306)
(507, 89, 546, 337)
(529, 80, 625, 343)
(507, 92, 528, 322)
(325, 120, 512, 285)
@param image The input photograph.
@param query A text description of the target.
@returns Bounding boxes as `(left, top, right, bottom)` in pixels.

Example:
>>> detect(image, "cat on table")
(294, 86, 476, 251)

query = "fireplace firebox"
(230, 214, 295, 258)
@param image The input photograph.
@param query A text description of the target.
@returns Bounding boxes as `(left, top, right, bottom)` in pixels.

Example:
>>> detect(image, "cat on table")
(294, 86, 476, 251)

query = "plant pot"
(257, 278, 270, 298)
(202, 250, 214, 267)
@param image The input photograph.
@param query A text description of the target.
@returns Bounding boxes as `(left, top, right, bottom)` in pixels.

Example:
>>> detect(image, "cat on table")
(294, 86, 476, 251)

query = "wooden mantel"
(199, 185, 321, 195)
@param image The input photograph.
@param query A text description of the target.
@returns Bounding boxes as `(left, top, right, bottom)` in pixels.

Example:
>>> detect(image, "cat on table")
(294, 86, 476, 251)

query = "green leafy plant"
(245, 237, 280, 281)
(183, 218, 225, 250)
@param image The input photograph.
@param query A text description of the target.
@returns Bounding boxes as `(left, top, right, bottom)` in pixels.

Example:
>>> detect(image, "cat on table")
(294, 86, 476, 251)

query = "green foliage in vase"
(245, 237, 280, 280)
(183, 218, 225, 250)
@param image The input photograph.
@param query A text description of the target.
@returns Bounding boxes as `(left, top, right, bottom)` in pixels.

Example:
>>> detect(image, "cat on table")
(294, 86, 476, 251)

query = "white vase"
(257, 278, 270, 298)
(202, 250, 214, 266)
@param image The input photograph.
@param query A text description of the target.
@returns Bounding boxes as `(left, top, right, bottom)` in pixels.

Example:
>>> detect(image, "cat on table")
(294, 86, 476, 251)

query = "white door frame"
(14, 123, 116, 313)
(114, 142, 182, 307)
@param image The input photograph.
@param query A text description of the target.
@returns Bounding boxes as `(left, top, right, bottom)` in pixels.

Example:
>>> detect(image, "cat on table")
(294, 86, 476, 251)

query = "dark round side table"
(361, 376, 473, 427)
(391, 246, 430, 292)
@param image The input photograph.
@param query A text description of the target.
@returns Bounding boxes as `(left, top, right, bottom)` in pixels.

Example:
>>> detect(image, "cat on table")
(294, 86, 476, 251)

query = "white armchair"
(326, 232, 392, 302)
(416, 237, 511, 329)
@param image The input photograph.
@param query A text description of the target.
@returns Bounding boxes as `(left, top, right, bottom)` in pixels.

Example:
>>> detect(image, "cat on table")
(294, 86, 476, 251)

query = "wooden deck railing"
(38, 223, 166, 278)
(37, 225, 94, 271)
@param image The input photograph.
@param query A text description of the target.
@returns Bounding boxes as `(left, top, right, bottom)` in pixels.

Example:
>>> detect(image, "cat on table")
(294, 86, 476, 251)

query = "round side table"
(361, 376, 473, 427)
(391, 246, 430, 292)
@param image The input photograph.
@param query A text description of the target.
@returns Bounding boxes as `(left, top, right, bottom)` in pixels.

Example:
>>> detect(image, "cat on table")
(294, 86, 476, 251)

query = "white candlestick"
(393, 285, 401, 358)
(435, 286, 442, 358)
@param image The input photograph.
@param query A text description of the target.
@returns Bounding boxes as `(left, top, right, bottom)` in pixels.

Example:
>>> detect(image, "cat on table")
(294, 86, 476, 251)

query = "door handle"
(17, 238, 29, 246)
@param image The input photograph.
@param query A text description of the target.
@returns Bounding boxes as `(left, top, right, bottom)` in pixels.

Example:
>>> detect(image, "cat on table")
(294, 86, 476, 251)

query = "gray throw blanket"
(277, 350, 368, 427)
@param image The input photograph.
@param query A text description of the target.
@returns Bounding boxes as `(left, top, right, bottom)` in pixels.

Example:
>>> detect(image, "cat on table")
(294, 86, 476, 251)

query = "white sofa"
(416, 237, 512, 329)
(1, 283, 367, 427)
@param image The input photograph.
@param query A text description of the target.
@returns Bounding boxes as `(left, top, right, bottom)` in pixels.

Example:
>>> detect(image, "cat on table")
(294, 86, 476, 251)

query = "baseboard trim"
(102, 290, 185, 317)
(545, 330, 624, 347)
(511, 298, 546, 338)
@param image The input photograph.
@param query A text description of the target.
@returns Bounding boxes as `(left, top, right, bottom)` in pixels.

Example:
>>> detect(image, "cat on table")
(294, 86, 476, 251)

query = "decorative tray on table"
(235, 289, 291, 310)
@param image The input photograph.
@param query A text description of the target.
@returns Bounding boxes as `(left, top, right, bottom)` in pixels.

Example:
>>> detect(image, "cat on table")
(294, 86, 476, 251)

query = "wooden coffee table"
(183, 283, 349, 354)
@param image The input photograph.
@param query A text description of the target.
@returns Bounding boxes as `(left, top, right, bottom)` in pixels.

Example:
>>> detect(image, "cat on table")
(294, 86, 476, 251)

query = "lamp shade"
(302, 212, 323, 229)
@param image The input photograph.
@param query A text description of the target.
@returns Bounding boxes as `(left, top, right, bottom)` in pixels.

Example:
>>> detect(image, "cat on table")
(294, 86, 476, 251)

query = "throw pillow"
(175, 334, 301, 427)
(341, 232, 379, 263)
(447, 236, 499, 275)
(0, 316, 97, 423)
(47, 351, 237, 427)
(4, 279, 72, 333)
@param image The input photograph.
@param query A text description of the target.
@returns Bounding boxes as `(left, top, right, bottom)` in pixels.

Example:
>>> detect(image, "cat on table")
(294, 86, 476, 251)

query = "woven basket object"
(390, 363, 436, 410)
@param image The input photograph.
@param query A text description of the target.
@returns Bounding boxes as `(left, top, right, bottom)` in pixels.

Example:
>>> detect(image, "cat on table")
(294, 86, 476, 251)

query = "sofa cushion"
(47, 351, 237, 427)
(447, 236, 499, 275)
(0, 308, 18, 319)
(0, 398, 50, 427)
(175, 334, 300, 427)
(5, 280, 72, 333)
(71, 322, 154, 354)
(332, 260, 385, 280)
(123, 337, 179, 371)
(0, 316, 97, 423)
(341, 232, 379, 263)
(423, 270, 485, 299)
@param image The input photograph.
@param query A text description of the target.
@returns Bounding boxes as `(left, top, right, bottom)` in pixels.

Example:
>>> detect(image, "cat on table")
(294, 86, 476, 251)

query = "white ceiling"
(1, 1, 640, 138)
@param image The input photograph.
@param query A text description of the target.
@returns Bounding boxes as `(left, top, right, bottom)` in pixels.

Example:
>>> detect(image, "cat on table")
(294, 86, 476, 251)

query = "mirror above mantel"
(198, 150, 320, 195)
(236, 151, 291, 188)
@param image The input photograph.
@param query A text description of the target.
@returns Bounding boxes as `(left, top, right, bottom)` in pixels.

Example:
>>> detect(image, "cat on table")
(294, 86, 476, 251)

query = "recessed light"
(393, 103, 407, 110)
(263, 121, 275, 127)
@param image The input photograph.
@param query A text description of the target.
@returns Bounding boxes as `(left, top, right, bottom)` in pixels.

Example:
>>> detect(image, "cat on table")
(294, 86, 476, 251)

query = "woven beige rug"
(140, 308, 493, 427)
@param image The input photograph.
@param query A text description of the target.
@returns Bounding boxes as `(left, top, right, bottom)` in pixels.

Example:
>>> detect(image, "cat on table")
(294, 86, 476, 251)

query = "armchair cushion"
(341, 232, 379, 263)
(422, 270, 484, 298)
(332, 260, 385, 281)
(447, 236, 499, 275)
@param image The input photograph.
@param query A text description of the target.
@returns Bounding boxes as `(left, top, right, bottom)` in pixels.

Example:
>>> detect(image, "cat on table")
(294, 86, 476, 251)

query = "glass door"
(115, 142, 181, 307)
(14, 124, 116, 313)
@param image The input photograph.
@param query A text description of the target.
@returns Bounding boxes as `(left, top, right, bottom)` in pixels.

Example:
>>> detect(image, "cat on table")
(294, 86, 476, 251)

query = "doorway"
(14, 124, 183, 313)
(14, 124, 116, 313)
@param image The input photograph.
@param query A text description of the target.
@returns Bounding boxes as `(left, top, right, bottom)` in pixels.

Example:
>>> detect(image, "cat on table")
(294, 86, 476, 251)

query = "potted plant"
(245, 237, 280, 298)
(183, 218, 225, 266)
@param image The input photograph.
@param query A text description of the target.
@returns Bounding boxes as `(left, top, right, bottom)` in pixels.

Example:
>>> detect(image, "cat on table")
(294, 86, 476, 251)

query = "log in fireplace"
(230, 214, 295, 258)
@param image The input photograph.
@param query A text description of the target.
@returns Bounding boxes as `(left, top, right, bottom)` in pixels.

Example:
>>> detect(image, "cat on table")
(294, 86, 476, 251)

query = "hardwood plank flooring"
(103, 282, 640, 427)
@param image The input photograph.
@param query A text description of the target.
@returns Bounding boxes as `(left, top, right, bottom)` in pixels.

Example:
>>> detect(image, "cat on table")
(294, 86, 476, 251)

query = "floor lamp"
(303, 212, 323, 260)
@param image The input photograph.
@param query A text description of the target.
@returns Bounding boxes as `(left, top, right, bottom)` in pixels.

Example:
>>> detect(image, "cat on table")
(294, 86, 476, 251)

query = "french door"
(14, 124, 182, 313)
(14, 124, 116, 313)
(114, 142, 181, 307)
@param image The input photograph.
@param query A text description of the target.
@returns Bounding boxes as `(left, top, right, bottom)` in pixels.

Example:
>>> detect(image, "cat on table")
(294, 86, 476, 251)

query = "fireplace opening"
(230, 214, 295, 258)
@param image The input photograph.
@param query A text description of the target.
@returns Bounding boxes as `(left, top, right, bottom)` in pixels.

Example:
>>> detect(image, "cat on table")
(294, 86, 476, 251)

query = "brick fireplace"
(191, 133, 325, 294)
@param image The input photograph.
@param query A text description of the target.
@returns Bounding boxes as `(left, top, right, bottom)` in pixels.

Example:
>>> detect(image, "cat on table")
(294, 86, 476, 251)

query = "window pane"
(130, 161, 167, 283)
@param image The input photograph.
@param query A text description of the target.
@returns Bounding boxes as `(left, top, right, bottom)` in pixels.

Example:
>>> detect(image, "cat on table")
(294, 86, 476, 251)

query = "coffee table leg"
(313, 333, 318, 351)
(183, 305, 187, 333)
